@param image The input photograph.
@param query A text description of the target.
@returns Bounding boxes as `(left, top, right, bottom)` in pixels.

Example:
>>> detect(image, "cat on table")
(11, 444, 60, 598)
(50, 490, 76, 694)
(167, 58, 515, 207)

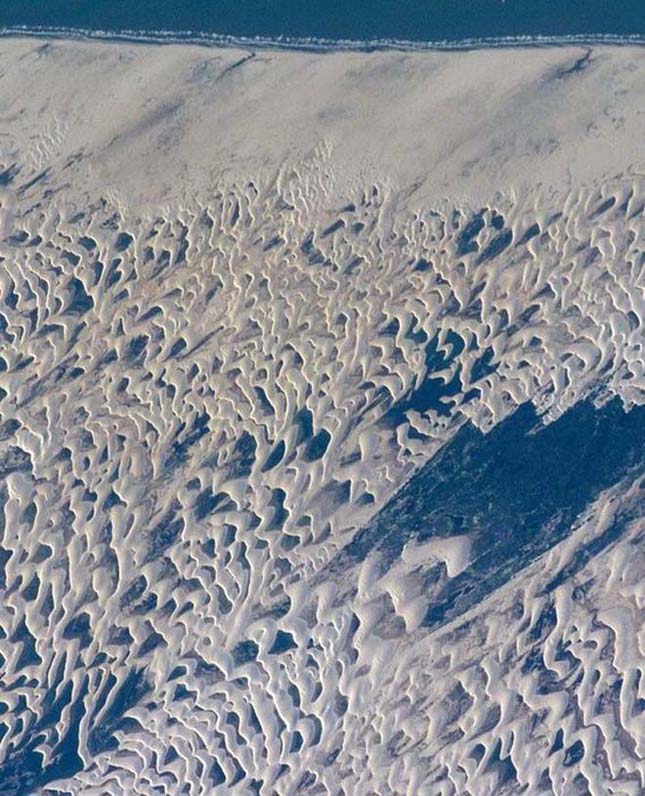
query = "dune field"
(0, 37, 643, 796)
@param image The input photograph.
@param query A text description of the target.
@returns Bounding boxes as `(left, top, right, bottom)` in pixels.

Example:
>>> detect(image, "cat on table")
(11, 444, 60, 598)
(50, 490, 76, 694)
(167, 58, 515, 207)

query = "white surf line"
(1, 24, 644, 53)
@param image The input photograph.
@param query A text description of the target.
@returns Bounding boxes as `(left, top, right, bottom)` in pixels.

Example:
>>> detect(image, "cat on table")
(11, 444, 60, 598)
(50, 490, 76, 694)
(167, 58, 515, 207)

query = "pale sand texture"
(0, 36, 643, 796)
(0, 40, 643, 208)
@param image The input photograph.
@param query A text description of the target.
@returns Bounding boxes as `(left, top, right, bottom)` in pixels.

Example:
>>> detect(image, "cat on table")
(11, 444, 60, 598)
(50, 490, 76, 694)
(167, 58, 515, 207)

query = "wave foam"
(1, 24, 645, 53)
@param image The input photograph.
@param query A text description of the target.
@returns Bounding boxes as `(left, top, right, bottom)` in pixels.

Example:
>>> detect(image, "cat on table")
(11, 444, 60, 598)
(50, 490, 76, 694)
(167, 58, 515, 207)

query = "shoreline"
(2, 24, 645, 54)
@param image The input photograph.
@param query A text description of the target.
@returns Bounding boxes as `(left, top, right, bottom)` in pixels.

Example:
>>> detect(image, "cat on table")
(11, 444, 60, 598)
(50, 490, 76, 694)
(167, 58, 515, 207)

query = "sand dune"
(0, 36, 643, 796)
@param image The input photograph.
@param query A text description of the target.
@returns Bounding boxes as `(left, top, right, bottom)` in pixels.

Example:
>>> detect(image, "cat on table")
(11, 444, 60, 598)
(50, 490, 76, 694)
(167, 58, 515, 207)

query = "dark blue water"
(335, 395, 645, 629)
(1, 0, 644, 49)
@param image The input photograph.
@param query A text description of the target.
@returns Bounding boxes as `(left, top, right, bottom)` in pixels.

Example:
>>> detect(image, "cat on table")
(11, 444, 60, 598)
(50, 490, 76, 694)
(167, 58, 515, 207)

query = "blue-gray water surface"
(1, 0, 644, 47)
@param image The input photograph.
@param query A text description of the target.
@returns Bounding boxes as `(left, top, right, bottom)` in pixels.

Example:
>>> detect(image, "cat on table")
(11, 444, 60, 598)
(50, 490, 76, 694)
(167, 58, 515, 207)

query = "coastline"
(1, 24, 645, 54)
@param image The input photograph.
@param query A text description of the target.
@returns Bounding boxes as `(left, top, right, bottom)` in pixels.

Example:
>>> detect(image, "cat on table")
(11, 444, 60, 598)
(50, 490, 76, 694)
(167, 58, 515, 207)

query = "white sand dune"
(0, 36, 643, 796)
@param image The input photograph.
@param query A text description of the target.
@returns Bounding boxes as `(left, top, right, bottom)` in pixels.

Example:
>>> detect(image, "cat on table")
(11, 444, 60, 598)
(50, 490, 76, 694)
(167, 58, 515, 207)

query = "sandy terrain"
(0, 36, 643, 796)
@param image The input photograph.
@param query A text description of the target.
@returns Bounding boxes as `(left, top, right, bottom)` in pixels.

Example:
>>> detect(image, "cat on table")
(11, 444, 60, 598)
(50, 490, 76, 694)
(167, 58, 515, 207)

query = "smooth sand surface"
(0, 40, 643, 208)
